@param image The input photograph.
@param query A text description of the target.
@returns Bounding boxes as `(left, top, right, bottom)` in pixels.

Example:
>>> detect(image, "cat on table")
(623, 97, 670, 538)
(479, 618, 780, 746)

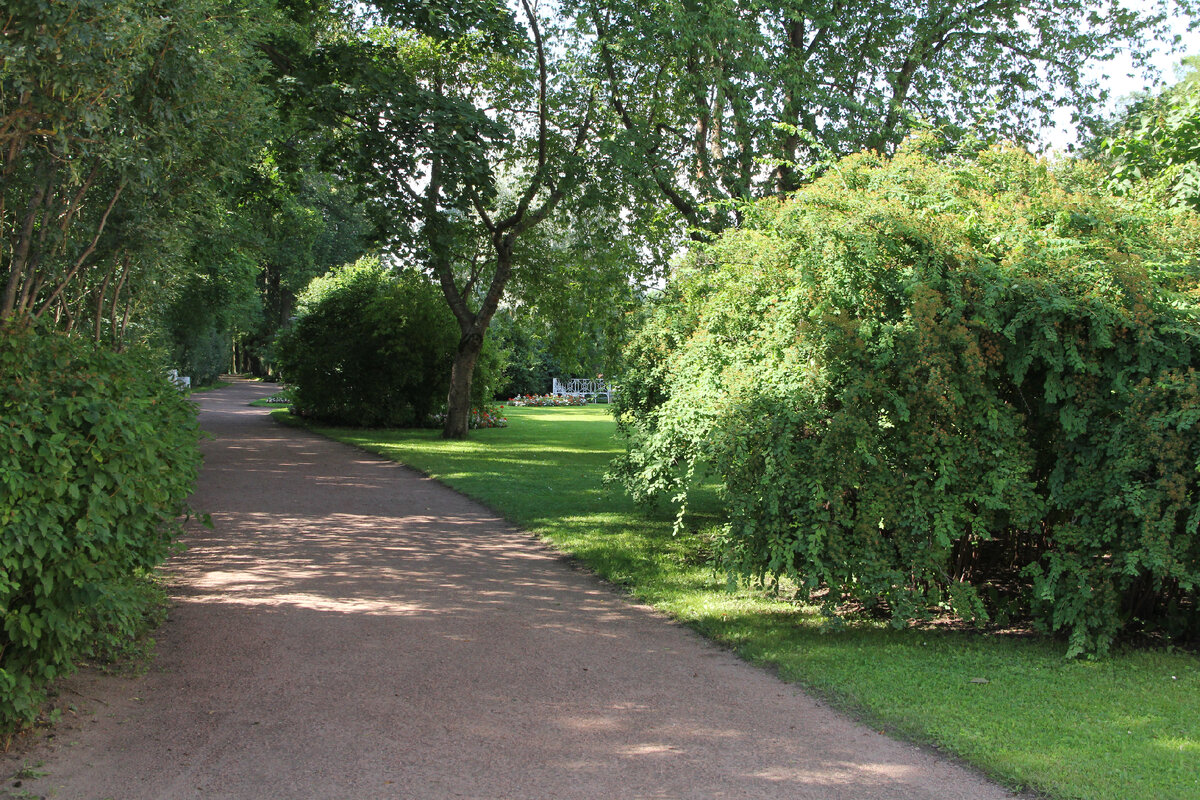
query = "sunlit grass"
(274, 404, 1200, 800)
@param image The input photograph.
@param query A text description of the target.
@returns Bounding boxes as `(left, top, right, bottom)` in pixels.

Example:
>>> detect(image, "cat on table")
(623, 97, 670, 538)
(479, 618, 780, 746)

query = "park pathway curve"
(4, 379, 1024, 799)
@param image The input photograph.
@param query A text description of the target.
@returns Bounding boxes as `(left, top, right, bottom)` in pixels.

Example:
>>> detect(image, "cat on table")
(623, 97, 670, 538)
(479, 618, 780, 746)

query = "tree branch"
(34, 180, 125, 319)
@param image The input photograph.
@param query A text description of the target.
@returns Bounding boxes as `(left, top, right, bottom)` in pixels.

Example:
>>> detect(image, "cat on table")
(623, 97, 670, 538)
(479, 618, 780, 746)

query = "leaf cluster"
(1, 0, 280, 338)
(1103, 57, 1200, 212)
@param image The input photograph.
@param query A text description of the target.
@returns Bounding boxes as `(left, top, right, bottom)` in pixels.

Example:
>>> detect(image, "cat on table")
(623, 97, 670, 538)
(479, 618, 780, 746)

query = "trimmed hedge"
(0, 324, 201, 728)
(613, 143, 1200, 656)
(276, 258, 501, 427)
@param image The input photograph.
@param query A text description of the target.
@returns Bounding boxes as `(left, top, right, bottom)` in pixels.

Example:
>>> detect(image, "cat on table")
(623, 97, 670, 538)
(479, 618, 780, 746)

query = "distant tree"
(1101, 57, 1200, 212)
(230, 165, 377, 376)
(271, 0, 605, 438)
(488, 309, 563, 398)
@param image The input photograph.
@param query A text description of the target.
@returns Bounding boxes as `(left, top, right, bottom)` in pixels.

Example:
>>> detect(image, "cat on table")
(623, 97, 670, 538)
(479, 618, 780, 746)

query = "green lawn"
(274, 404, 1200, 800)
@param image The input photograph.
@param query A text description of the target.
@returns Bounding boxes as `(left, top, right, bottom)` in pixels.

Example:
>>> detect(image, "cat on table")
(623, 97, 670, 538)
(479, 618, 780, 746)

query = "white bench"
(167, 369, 191, 390)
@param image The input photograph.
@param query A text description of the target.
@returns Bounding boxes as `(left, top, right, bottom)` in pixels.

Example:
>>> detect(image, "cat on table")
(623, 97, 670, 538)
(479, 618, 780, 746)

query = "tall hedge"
(277, 258, 501, 427)
(613, 143, 1200, 656)
(0, 324, 201, 727)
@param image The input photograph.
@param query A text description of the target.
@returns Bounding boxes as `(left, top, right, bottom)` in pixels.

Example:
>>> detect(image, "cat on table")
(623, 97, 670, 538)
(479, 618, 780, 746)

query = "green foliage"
(162, 237, 262, 386)
(169, 326, 229, 388)
(1, 0, 279, 328)
(0, 323, 201, 729)
(614, 142, 1200, 656)
(505, 202, 653, 375)
(277, 258, 473, 426)
(489, 310, 563, 397)
(1103, 57, 1200, 212)
(230, 164, 378, 377)
(577, 0, 1189, 234)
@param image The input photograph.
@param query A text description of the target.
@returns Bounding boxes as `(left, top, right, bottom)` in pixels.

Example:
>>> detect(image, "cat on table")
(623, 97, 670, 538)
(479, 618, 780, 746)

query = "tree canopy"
(1, 0, 277, 337)
(574, 0, 1198, 234)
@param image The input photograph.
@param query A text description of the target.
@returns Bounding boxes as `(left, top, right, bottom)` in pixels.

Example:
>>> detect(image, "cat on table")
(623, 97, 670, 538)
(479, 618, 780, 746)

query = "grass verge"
(189, 381, 231, 393)
(273, 404, 1199, 800)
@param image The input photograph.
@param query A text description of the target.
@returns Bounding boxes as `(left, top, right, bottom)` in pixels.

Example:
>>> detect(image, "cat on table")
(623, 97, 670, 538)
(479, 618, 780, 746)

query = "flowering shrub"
(507, 394, 589, 407)
(430, 405, 508, 429)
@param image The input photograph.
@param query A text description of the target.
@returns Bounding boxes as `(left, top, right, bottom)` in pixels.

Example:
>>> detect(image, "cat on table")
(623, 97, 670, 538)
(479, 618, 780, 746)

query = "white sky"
(1041, 0, 1198, 151)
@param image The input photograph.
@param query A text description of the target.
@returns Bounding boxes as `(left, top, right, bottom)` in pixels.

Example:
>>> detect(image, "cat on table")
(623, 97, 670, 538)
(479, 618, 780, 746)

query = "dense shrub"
(613, 142, 1200, 656)
(0, 323, 201, 728)
(276, 258, 499, 427)
(168, 324, 228, 387)
(489, 310, 563, 398)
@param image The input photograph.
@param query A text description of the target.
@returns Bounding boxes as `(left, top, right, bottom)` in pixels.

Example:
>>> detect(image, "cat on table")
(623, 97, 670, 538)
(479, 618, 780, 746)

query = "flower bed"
(506, 394, 588, 407)
(429, 405, 508, 429)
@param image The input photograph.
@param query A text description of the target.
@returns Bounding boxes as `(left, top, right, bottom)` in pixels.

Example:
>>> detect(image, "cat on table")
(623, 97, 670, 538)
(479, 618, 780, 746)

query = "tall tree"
(228, 162, 377, 376)
(574, 0, 1197, 236)
(274, 0, 601, 437)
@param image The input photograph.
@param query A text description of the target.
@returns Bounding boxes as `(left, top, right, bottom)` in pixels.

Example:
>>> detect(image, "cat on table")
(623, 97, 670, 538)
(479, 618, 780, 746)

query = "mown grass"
(273, 404, 1199, 800)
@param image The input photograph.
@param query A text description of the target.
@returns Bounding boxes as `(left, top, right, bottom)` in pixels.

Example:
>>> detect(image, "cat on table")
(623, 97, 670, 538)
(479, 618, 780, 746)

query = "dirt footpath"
(3, 379, 1024, 799)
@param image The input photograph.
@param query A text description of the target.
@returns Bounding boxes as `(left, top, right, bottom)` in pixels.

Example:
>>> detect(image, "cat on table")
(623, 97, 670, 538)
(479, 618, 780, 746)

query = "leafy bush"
(613, 142, 1200, 656)
(276, 258, 466, 427)
(0, 323, 201, 728)
(1102, 58, 1200, 213)
(168, 323, 227, 387)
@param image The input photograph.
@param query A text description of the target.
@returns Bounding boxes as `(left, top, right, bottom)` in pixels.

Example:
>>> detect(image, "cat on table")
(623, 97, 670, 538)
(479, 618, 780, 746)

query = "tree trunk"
(441, 331, 482, 441)
(2, 175, 50, 319)
(443, 329, 484, 440)
(434, 224, 515, 440)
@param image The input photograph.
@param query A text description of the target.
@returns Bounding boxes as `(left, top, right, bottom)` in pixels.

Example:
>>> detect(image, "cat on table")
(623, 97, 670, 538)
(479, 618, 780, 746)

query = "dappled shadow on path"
(14, 380, 1014, 800)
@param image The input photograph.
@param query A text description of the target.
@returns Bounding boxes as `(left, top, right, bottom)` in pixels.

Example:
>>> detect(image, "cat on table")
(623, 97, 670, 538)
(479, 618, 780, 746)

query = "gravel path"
(3, 379, 1023, 799)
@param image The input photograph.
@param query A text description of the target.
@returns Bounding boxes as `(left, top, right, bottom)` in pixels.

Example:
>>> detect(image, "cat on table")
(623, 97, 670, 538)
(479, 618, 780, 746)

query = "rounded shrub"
(613, 142, 1200, 656)
(276, 258, 463, 427)
(0, 323, 201, 728)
